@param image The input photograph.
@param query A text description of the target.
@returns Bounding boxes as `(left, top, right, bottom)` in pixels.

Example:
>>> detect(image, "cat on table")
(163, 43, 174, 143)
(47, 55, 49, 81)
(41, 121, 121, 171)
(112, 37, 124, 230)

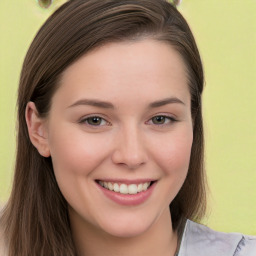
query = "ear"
(25, 102, 51, 157)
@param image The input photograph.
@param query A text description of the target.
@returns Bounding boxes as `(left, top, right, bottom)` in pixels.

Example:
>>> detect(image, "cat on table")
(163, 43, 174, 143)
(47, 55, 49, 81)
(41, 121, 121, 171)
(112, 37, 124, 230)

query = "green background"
(0, 0, 255, 235)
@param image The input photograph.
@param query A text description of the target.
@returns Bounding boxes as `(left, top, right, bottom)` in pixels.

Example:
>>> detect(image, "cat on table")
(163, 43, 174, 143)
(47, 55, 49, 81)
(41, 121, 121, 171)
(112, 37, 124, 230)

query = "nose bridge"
(111, 122, 147, 169)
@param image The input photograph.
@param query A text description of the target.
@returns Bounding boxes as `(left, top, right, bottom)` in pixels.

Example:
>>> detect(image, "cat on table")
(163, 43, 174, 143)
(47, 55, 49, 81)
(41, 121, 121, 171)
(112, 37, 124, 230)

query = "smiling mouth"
(96, 180, 156, 195)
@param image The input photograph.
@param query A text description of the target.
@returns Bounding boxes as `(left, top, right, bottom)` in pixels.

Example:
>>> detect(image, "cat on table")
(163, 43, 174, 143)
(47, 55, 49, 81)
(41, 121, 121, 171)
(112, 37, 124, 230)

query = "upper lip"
(95, 179, 157, 185)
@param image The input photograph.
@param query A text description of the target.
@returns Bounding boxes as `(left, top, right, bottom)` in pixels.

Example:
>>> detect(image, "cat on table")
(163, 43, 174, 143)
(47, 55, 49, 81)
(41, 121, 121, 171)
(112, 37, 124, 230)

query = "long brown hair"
(0, 0, 206, 255)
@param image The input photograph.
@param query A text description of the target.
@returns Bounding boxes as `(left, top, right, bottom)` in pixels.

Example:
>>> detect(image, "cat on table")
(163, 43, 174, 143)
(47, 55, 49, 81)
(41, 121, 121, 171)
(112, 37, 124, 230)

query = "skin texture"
(26, 39, 193, 256)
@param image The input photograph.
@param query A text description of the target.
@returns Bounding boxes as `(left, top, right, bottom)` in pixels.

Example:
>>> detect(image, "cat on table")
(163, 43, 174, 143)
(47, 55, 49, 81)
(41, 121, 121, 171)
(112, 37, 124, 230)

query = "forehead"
(54, 39, 189, 106)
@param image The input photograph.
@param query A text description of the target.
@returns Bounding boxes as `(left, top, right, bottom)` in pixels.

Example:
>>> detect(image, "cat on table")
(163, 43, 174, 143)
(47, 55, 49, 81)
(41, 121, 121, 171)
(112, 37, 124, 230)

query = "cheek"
(152, 129, 193, 175)
(48, 127, 110, 178)
(169, 135, 192, 170)
(154, 129, 193, 203)
(47, 128, 112, 210)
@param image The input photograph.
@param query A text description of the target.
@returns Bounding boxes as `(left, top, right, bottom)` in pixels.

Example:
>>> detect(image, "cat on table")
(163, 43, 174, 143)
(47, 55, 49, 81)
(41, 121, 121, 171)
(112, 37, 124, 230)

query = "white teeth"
(128, 184, 138, 194)
(98, 181, 152, 194)
(119, 184, 128, 194)
(108, 182, 113, 191)
(143, 182, 149, 191)
(113, 183, 120, 192)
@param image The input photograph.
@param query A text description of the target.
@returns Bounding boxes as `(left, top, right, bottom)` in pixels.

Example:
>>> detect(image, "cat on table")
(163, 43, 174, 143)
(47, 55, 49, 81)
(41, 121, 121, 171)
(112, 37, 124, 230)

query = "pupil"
(154, 116, 164, 124)
(89, 117, 101, 125)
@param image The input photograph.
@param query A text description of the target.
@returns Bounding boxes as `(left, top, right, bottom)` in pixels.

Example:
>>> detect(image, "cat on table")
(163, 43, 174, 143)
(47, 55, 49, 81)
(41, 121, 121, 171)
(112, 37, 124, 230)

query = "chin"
(103, 224, 150, 238)
(97, 213, 157, 238)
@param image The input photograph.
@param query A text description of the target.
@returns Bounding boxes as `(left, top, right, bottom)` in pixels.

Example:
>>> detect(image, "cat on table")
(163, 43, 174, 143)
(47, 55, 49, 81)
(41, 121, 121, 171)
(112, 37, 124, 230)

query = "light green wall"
(0, 0, 255, 235)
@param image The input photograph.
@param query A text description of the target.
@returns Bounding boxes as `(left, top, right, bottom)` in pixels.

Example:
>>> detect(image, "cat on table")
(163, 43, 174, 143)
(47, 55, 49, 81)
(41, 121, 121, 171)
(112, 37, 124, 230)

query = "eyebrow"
(67, 97, 185, 109)
(149, 97, 185, 108)
(68, 99, 114, 109)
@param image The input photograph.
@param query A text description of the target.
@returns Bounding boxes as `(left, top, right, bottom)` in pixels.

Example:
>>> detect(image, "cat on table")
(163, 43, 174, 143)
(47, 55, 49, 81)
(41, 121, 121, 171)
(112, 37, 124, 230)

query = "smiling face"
(41, 39, 193, 238)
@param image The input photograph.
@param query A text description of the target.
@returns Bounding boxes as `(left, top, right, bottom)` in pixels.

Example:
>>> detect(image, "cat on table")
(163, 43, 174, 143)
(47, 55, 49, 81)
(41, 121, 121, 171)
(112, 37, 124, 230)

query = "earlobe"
(25, 102, 51, 157)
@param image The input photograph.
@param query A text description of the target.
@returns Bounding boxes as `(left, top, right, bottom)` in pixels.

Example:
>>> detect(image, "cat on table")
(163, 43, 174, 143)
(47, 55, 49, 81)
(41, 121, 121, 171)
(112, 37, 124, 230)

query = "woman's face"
(44, 39, 193, 237)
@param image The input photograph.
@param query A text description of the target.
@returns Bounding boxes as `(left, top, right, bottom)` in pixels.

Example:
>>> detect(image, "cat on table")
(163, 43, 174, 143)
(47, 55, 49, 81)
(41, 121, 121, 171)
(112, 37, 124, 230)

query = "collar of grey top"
(176, 219, 256, 256)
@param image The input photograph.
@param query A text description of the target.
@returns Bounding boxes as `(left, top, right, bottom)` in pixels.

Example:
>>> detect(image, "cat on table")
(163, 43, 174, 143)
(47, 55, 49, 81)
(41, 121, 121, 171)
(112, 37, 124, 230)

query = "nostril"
(111, 150, 147, 169)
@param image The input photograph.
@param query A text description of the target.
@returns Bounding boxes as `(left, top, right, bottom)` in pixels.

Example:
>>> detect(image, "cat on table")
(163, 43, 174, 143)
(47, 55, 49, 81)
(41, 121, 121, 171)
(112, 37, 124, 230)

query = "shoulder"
(178, 219, 256, 256)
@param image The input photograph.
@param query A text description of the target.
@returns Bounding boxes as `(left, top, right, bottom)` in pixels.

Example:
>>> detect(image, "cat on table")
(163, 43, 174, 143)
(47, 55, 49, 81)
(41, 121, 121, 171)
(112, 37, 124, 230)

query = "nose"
(111, 125, 148, 169)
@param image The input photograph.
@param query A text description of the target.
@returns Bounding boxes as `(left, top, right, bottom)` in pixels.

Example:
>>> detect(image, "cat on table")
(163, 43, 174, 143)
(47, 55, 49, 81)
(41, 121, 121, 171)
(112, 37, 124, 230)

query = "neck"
(70, 207, 178, 256)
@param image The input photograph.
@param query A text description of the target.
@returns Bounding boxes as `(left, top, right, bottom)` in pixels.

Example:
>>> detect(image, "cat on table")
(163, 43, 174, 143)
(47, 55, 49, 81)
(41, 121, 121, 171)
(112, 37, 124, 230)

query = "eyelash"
(147, 115, 177, 126)
(79, 115, 111, 127)
(79, 114, 177, 128)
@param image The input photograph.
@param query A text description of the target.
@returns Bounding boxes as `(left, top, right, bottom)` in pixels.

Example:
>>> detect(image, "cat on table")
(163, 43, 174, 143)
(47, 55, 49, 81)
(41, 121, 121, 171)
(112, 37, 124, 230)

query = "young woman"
(0, 0, 255, 255)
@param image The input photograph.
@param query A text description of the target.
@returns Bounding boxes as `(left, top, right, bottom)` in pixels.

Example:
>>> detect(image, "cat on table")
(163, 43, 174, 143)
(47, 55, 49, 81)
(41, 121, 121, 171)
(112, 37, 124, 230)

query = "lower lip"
(96, 182, 157, 206)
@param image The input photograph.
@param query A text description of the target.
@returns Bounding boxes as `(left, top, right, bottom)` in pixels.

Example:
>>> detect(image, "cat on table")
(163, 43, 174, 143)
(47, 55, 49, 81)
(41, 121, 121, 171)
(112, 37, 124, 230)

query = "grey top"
(178, 220, 256, 256)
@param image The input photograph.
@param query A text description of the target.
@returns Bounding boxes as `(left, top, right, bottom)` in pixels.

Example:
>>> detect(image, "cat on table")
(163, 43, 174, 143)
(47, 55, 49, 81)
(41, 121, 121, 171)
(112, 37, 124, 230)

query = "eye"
(80, 116, 109, 126)
(149, 115, 177, 125)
